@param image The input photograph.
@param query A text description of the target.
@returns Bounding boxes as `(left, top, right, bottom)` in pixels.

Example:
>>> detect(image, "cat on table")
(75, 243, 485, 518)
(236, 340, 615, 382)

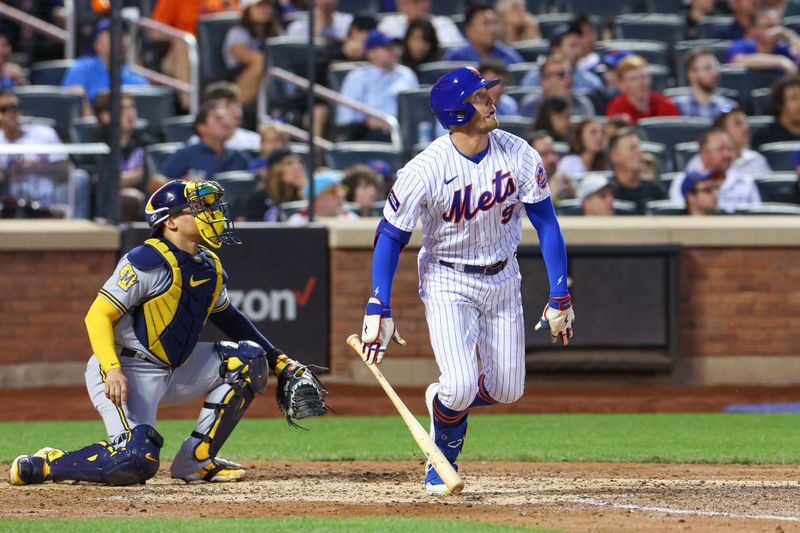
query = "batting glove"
(360, 297, 406, 364)
(534, 295, 575, 346)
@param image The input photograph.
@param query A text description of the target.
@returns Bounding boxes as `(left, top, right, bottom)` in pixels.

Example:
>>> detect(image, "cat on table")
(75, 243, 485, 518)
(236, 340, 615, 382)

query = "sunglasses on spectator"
(0, 103, 19, 114)
(544, 69, 571, 79)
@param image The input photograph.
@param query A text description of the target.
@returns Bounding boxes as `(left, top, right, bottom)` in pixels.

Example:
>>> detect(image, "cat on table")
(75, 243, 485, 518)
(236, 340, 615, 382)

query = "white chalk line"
(570, 497, 800, 522)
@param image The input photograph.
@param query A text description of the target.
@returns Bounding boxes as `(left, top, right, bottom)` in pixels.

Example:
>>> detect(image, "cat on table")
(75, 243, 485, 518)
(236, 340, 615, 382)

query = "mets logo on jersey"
(117, 264, 138, 292)
(535, 163, 548, 190)
(442, 169, 517, 224)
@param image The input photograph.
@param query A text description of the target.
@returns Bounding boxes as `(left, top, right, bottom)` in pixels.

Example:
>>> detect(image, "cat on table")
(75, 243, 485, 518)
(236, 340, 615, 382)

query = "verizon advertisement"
(120, 224, 329, 368)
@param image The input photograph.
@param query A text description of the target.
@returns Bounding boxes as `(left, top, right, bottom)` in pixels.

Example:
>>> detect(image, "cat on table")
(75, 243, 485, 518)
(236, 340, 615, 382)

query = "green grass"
(0, 518, 563, 532)
(2, 413, 799, 465)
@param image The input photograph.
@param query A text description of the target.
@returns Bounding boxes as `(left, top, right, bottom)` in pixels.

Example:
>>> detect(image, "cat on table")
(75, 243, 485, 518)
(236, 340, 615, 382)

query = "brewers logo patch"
(117, 264, 138, 292)
(535, 163, 548, 190)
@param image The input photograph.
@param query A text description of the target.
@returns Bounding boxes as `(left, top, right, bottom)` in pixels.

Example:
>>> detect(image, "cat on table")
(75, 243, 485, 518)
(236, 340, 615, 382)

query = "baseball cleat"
(176, 459, 246, 482)
(425, 462, 458, 495)
(8, 454, 50, 486)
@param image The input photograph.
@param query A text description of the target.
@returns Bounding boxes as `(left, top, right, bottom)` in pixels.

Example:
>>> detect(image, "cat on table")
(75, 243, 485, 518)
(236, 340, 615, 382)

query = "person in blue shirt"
(443, 5, 523, 65)
(335, 29, 418, 142)
(155, 100, 250, 192)
(62, 19, 149, 116)
(726, 7, 800, 75)
(478, 59, 518, 116)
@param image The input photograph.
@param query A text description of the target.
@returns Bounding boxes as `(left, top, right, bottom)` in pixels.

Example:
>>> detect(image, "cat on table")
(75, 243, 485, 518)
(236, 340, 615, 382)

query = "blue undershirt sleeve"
(524, 198, 569, 298)
(210, 304, 281, 366)
(370, 219, 411, 310)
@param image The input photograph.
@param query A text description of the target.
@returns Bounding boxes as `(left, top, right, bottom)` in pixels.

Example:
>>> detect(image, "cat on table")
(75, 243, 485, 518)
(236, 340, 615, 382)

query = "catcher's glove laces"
(274, 355, 333, 429)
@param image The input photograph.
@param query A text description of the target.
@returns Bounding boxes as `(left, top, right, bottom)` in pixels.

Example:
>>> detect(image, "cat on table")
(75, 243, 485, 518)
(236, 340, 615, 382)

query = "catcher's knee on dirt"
(191, 341, 267, 462)
(48, 424, 163, 486)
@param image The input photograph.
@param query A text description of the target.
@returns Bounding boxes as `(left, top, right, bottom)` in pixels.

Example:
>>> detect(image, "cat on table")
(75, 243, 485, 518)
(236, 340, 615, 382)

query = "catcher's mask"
(145, 180, 241, 249)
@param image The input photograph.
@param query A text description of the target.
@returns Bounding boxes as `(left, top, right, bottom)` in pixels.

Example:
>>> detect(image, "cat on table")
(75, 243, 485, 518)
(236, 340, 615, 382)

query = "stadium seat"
(328, 62, 367, 93)
(145, 142, 183, 181)
(747, 115, 775, 143)
(14, 86, 83, 142)
(537, 13, 603, 41)
(672, 141, 699, 171)
(212, 170, 259, 207)
(29, 59, 75, 86)
(278, 200, 309, 220)
(398, 87, 436, 152)
(785, 15, 800, 34)
(288, 142, 314, 170)
(162, 115, 196, 143)
(753, 173, 799, 203)
(499, 116, 534, 139)
(418, 61, 478, 86)
(508, 62, 539, 86)
(595, 40, 669, 71)
(613, 14, 684, 51)
(640, 141, 670, 173)
(525, 0, 554, 14)
(698, 15, 734, 39)
(70, 116, 150, 143)
(647, 64, 670, 92)
(673, 40, 732, 86)
(663, 86, 739, 102)
(553, 141, 569, 157)
(96, 86, 177, 140)
(512, 40, 550, 63)
(719, 66, 783, 113)
(659, 172, 682, 191)
(265, 36, 328, 114)
(556, 199, 583, 215)
(737, 202, 800, 215)
(506, 86, 537, 106)
(614, 199, 638, 215)
(637, 117, 712, 149)
(644, 0, 684, 13)
(429, 0, 469, 15)
(561, 0, 634, 21)
(337, 0, 381, 14)
(645, 200, 686, 215)
(750, 88, 772, 116)
(196, 12, 240, 84)
(324, 142, 405, 172)
(756, 142, 800, 171)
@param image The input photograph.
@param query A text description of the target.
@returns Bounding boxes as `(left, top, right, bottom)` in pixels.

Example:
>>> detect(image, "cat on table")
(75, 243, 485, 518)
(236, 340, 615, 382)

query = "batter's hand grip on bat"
(345, 334, 465, 495)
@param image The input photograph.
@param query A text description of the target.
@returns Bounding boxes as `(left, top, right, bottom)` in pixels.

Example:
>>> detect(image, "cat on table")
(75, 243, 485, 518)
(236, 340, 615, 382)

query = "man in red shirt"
(606, 55, 678, 125)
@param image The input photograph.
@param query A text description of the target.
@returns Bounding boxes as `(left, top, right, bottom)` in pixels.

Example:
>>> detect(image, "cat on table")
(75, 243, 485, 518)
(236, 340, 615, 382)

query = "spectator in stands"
(687, 107, 771, 175)
(287, 170, 356, 223)
(287, 0, 352, 41)
(495, 0, 541, 45)
(521, 26, 604, 94)
(342, 163, 384, 217)
(367, 158, 396, 190)
(532, 96, 572, 143)
(606, 55, 678, 125)
(0, 30, 25, 87)
(444, 5, 523, 65)
(555, 117, 607, 182)
(237, 147, 305, 221)
(478, 59, 518, 116)
(675, 49, 737, 119)
(400, 19, 441, 74)
(519, 54, 595, 119)
(685, 0, 717, 41)
(753, 74, 800, 145)
(713, 0, 758, 40)
(574, 14, 599, 73)
(62, 19, 148, 117)
(378, 0, 464, 47)
(157, 100, 250, 188)
(223, 0, 282, 106)
(335, 30, 418, 142)
(529, 129, 574, 200)
(249, 122, 291, 180)
(578, 174, 614, 216)
(608, 128, 665, 213)
(726, 7, 800, 75)
(189, 82, 261, 151)
(669, 129, 761, 212)
(94, 93, 158, 221)
(334, 15, 378, 62)
(681, 170, 724, 215)
(151, 0, 237, 111)
(0, 88, 90, 218)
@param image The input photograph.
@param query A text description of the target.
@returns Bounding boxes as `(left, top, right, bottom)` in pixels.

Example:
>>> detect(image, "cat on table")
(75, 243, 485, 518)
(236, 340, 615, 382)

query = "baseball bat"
(345, 334, 465, 495)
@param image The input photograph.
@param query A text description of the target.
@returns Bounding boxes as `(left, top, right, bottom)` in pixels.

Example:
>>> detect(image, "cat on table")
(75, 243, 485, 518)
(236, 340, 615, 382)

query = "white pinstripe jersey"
(384, 129, 550, 265)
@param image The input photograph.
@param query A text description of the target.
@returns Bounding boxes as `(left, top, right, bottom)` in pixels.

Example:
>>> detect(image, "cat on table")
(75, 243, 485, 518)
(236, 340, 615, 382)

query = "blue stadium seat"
(418, 61, 477, 86)
(512, 40, 551, 63)
(525, 0, 555, 14)
(398, 87, 435, 152)
(645, 200, 686, 215)
(747, 115, 775, 143)
(508, 62, 539, 86)
(737, 202, 800, 215)
(337, 0, 381, 14)
(98, 85, 177, 140)
(757, 142, 800, 171)
(324, 142, 405, 172)
(753, 173, 799, 203)
(499, 116, 534, 139)
(698, 15, 734, 39)
(145, 142, 183, 181)
(659, 172, 682, 191)
(212, 170, 259, 207)
(328, 62, 367, 93)
(162, 115, 195, 143)
(196, 12, 240, 84)
(637, 117, 712, 148)
(70, 116, 150, 143)
(750, 88, 772, 116)
(506, 86, 537, 106)
(614, 14, 684, 51)
(647, 64, 670, 92)
(719, 65, 783, 113)
(595, 40, 669, 70)
(429, 0, 469, 16)
(561, 0, 635, 21)
(14, 86, 83, 142)
(672, 141, 699, 171)
(641, 141, 670, 173)
(673, 40, 732, 86)
(644, 0, 684, 13)
(29, 60, 75, 86)
(537, 13, 603, 41)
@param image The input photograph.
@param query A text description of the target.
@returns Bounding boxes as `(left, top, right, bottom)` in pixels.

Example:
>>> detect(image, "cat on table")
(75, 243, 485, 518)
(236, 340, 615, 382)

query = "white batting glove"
(360, 297, 406, 364)
(534, 295, 575, 346)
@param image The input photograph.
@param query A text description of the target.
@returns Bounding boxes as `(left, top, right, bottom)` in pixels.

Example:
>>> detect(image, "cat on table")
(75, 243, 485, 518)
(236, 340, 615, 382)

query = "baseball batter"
(358, 67, 575, 495)
(9, 180, 327, 487)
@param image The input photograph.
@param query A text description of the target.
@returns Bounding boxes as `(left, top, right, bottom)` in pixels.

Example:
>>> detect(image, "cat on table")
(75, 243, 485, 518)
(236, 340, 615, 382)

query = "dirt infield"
(1, 461, 798, 532)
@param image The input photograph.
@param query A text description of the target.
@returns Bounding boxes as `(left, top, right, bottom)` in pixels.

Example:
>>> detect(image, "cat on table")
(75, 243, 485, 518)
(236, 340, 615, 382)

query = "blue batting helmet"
(429, 66, 500, 128)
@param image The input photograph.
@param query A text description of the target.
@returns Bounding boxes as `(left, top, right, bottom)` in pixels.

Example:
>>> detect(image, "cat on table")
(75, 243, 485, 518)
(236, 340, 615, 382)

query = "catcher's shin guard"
(47, 424, 163, 485)
(190, 341, 268, 462)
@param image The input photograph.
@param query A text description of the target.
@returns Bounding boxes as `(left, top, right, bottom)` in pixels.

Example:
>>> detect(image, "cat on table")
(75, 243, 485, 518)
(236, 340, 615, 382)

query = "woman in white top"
(555, 117, 608, 182)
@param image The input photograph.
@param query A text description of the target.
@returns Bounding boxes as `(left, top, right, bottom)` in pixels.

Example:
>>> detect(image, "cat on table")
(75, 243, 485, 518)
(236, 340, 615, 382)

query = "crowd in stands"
(2, 0, 800, 220)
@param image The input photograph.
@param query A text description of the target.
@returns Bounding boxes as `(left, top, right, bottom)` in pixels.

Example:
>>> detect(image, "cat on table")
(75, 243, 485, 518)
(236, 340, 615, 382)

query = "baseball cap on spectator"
(577, 174, 611, 202)
(366, 29, 394, 50)
(366, 159, 392, 180)
(265, 148, 293, 169)
(306, 170, 343, 199)
(680, 170, 720, 197)
(93, 18, 130, 42)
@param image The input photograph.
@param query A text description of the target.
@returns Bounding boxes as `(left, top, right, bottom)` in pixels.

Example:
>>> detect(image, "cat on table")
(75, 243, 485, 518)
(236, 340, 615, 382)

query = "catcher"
(9, 180, 328, 486)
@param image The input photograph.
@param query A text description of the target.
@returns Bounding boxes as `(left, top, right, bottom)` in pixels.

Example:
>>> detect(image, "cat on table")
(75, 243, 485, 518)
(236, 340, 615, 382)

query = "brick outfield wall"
(2, 248, 799, 379)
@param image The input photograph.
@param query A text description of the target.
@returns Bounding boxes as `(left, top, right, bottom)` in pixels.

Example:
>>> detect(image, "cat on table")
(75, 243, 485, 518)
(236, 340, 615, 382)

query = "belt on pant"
(120, 347, 149, 361)
(438, 258, 508, 276)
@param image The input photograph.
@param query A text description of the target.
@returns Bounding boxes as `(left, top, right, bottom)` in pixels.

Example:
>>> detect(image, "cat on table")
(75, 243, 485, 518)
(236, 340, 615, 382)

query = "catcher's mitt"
(274, 355, 331, 428)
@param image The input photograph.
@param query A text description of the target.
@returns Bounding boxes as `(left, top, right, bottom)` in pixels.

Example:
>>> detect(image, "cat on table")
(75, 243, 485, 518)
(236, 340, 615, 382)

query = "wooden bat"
(346, 334, 465, 495)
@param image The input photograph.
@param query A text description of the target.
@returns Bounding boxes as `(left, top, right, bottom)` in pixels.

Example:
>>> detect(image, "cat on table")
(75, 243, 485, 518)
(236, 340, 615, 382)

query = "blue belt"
(438, 258, 508, 276)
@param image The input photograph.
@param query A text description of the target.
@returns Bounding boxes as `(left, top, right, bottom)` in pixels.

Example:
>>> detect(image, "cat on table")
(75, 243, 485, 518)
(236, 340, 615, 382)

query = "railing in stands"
(0, 1, 73, 59)
(126, 17, 200, 114)
(259, 66, 403, 150)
